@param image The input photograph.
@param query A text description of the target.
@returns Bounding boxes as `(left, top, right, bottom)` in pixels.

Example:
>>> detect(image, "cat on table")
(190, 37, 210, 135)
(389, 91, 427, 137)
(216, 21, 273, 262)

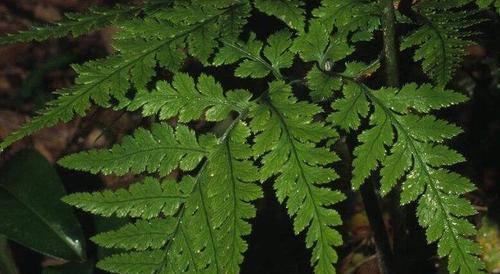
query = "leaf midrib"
(265, 98, 332, 265)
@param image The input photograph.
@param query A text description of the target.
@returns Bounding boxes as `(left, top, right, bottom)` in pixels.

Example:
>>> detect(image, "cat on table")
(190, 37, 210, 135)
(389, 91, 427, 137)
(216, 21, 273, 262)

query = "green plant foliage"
(0, 5, 139, 44)
(0, 150, 85, 261)
(254, 0, 305, 31)
(59, 124, 213, 176)
(213, 30, 294, 79)
(291, 20, 354, 100)
(401, 1, 479, 86)
(312, 0, 381, 42)
(0, 2, 248, 152)
(62, 177, 188, 219)
(202, 121, 263, 273)
(0, 0, 488, 273)
(91, 219, 177, 250)
(250, 81, 345, 274)
(127, 73, 252, 122)
(97, 250, 164, 274)
(329, 79, 483, 273)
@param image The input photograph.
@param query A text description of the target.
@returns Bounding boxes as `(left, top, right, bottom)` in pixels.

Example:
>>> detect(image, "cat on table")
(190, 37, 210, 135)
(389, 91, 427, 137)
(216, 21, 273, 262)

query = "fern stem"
(359, 181, 396, 274)
(381, 2, 410, 271)
(381, 0, 399, 87)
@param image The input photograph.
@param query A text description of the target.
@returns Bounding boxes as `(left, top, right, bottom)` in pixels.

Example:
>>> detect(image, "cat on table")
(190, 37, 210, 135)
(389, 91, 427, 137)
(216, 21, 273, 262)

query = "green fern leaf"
(336, 82, 486, 274)
(160, 176, 219, 274)
(62, 177, 190, 219)
(376, 83, 468, 113)
(291, 20, 353, 64)
(59, 124, 214, 176)
(152, 121, 261, 274)
(328, 83, 369, 131)
(254, 0, 305, 31)
(250, 81, 345, 274)
(156, 1, 251, 64)
(0, 4, 245, 152)
(97, 250, 164, 274)
(91, 219, 177, 250)
(351, 107, 393, 190)
(203, 121, 263, 273)
(307, 67, 342, 101)
(127, 73, 252, 122)
(214, 30, 294, 79)
(379, 141, 412, 195)
(398, 114, 463, 142)
(401, 4, 479, 85)
(313, 0, 381, 42)
(0, 5, 140, 44)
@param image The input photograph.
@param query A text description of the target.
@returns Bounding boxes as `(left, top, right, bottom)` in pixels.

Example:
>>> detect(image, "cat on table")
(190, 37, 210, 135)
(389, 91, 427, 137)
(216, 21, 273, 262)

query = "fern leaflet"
(250, 81, 345, 274)
(213, 30, 293, 79)
(312, 0, 381, 42)
(0, 3, 247, 152)
(254, 0, 305, 31)
(91, 219, 177, 250)
(0, 5, 141, 44)
(62, 177, 188, 219)
(330, 77, 484, 273)
(401, 2, 479, 85)
(98, 251, 164, 274)
(59, 124, 213, 176)
(127, 73, 252, 122)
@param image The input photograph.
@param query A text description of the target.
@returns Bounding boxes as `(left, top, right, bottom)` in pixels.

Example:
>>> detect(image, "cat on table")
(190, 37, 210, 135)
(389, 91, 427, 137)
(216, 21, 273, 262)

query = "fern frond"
(59, 124, 214, 176)
(250, 81, 345, 274)
(152, 121, 261, 274)
(313, 0, 381, 42)
(62, 177, 189, 219)
(330, 80, 484, 273)
(127, 73, 252, 122)
(91, 219, 177, 250)
(161, 175, 220, 274)
(290, 20, 353, 99)
(254, 0, 305, 31)
(307, 67, 342, 101)
(291, 20, 353, 64)
(0, 5, 140, 44)
(97, 250, 164, 274)
(328, 83, 369, 131)
(203, 121, 263, 273)
(148, 1, 250, 64)
(0, 3, 246, 152)
(351, 107, 393, 189)
(213, 30, 293, 79)
(326, 62, 382, 129)
(401, 4, 479, 85)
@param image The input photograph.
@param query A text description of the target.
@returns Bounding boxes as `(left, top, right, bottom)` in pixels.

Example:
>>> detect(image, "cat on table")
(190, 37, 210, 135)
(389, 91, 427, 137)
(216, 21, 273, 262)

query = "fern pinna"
(0, 0, 491, 273)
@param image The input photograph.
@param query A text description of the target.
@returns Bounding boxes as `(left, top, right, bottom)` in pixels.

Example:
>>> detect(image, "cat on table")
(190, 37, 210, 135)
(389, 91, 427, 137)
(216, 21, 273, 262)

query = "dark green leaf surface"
(0, 150, 85, 261)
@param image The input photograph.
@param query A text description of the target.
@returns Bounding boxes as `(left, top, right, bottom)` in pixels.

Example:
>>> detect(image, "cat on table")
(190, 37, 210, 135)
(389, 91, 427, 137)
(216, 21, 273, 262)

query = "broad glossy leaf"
(0, 150, 85, 261)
